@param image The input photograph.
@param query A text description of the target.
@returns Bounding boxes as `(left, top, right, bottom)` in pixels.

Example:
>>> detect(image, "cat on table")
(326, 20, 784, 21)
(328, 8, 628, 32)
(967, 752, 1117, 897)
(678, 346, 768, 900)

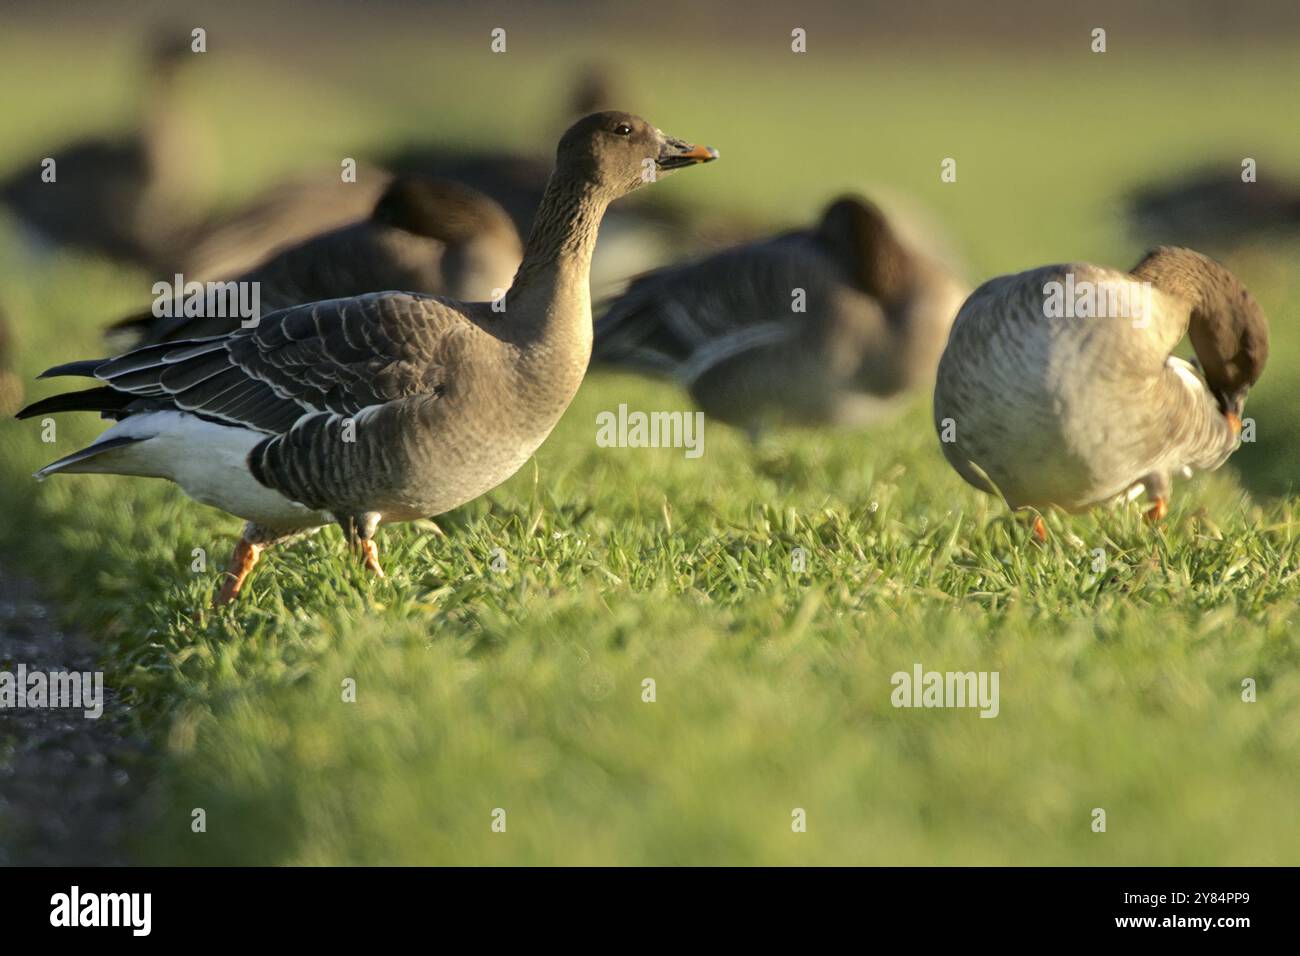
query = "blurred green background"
(0, 1, 1298, 864)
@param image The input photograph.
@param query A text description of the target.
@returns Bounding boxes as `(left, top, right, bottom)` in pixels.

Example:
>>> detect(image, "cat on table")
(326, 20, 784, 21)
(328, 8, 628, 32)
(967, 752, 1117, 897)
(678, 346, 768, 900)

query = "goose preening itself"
(591, 195, 969, 436)
(932, 247, 1267, 527)
(107, 176, 522, 346)
(0, 32, 210, 269)
(18, 112, 717, 604)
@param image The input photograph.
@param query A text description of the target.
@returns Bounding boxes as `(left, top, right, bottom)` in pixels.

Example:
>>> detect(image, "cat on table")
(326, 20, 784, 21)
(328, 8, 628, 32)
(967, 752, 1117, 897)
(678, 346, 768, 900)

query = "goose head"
(1132, 246, 1268, 427)
(371, 176, 520, 248)
(1188, 282, 1268, 426)
(554, 111, 717, 199)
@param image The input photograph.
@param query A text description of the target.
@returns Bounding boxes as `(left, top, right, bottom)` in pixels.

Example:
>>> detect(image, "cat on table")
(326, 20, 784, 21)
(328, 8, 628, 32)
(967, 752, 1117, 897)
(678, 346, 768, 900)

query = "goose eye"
(613, 123, 632, 136)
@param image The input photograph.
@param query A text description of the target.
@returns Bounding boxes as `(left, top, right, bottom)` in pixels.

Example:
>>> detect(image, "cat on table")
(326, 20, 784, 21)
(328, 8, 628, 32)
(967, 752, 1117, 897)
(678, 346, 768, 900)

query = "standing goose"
(107, 176, 523, 345)
(0, 32, 210, 269)
(932, 247, 1267, 524)
(591, 195, 969, 436)
(18, 112, 717, 604)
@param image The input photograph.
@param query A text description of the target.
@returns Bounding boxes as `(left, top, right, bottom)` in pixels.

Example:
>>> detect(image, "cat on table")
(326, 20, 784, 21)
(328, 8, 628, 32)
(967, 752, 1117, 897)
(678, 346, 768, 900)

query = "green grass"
(2, 28, 1299, 864)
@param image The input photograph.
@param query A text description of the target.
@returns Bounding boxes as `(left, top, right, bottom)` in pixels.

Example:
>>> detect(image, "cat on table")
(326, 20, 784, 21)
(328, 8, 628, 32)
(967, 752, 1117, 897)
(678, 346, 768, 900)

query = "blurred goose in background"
(0, 307, 22, 417)
(171, 164, 393, 281)
(0, 31, 211, 270)
(108, 176, 522, 345)
(20, 112, 717, 604)
(592, 195, 969, 437)
(1128, 165, 1300, 250)
(932, 247, 1267, 530)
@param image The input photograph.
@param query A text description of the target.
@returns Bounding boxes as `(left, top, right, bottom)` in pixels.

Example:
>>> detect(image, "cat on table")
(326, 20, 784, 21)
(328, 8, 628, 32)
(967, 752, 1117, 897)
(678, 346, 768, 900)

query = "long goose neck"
(1130, 246, 1247, 361)
(507, 174, 609, 321)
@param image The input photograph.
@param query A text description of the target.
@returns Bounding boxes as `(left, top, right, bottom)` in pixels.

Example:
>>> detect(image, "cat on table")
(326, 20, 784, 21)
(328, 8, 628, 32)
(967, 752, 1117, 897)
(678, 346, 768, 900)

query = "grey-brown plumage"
(932, 247, 1267, 515)
(21, 111, 717, 603)
(0, 32, 208, 269)
(107, 177, 522, 345)
(592, 195, 968, 435)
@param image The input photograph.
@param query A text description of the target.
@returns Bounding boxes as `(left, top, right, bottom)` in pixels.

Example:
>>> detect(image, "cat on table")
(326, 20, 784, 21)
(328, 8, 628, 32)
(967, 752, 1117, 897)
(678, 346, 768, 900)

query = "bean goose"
(932, 247, 1267, 528)
(19, 112, 717, 604)
(107, 177, 522, 345)
(0, 32, 210, 269)
(591, 195, 969, 436)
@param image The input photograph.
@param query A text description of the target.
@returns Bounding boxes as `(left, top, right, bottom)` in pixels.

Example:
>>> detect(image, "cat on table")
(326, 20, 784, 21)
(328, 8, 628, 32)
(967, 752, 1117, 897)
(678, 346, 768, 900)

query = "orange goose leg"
(359, 538, 385, 577)
(215, 538, 262, 606)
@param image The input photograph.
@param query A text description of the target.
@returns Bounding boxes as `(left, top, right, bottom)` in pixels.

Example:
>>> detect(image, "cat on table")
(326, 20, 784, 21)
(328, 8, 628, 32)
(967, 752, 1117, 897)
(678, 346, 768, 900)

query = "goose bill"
(656, 137, 719, 171)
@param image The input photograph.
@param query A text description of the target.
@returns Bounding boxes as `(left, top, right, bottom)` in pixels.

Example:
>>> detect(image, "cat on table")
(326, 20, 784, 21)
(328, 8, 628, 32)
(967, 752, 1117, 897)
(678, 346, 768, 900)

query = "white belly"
(90, 411, 329, 530)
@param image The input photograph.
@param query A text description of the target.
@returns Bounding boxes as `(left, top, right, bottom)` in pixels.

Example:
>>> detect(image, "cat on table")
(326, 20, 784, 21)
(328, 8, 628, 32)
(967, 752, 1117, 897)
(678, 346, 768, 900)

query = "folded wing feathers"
(34, 292, 456, 444)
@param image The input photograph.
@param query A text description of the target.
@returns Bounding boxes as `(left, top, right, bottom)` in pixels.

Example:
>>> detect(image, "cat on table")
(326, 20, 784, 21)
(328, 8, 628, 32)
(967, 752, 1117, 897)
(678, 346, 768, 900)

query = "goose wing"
(593, 234, 833, 381)
(86, 292, 467, 435)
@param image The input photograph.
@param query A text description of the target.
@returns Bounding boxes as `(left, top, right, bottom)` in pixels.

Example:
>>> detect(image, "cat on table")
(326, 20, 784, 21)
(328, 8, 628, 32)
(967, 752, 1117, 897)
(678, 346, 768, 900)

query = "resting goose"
(932, 247, 1267, 525)
(591, 195, 969, 436)
(172, 165, 393, 281)
(108, 177, 522, 345)
(18, 112, 717, 604)
(1128, 165, 1300, 250)
(0, 32, 209, 269)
